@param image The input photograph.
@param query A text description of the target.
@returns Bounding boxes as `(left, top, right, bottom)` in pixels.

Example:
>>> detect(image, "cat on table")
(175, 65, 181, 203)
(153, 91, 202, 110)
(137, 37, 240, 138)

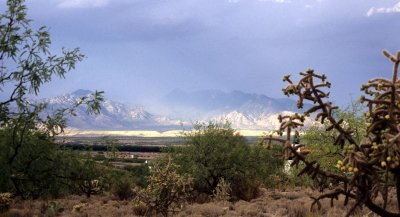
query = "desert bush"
(73, 154, 104, 198)
(41, 201, 64, 217)
(171, 122, 282, 201)
(0, 130, 94, 198)
(230, 176, 261, 201)
(123, 164, 150, 187)
(0, 192, 12, 213)
(284, 165, 316, 189)
(266, 50, 400, 216)
(132, 200, 148, 216)
(112, 176, 135, 200)
(135, 157, 193, 217)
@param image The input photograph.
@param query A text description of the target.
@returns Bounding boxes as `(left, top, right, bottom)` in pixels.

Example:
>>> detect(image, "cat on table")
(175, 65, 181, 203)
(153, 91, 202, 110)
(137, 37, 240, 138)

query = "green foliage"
(304, 100, 366, 151)
(111, 175, 135, 200)
(101, 136, 119, 160)
(123, 164, 150, 188)
(72, 153, 104, 198)
(295, 100, 367, 187)
(0, 0, 104, 198)
(284, 166, 314, 188)
(0, 125, 81, 198)
(135, 157, 193, 217)
(0, 109, 106, 199)
(171, 122, 283, 200)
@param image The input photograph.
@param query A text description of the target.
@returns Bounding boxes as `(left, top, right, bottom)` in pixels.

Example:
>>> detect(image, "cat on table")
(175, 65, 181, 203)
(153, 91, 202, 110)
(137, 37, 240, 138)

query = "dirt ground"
(2, 188, 395, 217)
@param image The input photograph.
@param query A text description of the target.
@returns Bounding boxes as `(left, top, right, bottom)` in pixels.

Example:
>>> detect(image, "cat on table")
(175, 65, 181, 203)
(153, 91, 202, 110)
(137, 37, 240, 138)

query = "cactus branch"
(266, 50, 400, 217)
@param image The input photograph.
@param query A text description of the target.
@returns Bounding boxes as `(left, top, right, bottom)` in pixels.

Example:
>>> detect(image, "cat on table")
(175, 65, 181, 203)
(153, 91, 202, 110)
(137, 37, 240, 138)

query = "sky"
(6, 0, 400, 107)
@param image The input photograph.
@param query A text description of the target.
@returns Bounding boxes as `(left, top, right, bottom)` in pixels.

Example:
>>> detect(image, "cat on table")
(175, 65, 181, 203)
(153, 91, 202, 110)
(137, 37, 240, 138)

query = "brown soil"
(2, 188, 392, 217)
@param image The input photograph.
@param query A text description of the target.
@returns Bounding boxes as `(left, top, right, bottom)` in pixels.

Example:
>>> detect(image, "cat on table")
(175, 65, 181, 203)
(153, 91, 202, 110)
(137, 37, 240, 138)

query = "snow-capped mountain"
(212, 111, 277, 130)
(42, 89, 187, 130)
(161, 89, 304, 119)
(40, 89, 309, 131)
(159, 89, 310, 130)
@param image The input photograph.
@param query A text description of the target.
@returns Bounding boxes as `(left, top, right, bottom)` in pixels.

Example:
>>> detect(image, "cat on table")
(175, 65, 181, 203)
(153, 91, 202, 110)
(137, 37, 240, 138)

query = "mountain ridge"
(160, 89, 306, 119)
(40, 89, 309, 131)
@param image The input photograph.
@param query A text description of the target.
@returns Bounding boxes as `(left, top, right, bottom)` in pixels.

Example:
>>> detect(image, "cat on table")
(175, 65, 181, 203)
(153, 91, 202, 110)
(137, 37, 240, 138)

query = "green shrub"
(123, 164, 150, 188)
(112, 176, 135, 200)
(0, 129, 92, 198)
(230, 176, 261, 201)
(72, 154, 104, 198)
(171, 122, 283, 201)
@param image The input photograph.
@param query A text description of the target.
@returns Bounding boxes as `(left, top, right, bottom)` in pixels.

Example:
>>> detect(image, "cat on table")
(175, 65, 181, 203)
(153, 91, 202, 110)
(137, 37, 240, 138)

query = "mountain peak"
(42, 89, 308, 131)
(71, 89, 93, 97)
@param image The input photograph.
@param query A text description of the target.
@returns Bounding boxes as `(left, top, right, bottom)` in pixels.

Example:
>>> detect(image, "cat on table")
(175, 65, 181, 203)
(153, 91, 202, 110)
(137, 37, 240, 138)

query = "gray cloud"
(19, 0, 400, 106)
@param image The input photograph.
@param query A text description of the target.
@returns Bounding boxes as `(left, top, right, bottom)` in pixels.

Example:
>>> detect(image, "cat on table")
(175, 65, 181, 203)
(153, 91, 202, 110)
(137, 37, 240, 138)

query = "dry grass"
(1, 188, 396, 217)
(3, 194, 136, 217)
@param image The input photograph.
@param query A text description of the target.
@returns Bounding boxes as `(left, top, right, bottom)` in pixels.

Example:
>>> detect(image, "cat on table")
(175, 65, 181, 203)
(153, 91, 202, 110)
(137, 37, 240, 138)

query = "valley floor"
(3, 188, 394, 217)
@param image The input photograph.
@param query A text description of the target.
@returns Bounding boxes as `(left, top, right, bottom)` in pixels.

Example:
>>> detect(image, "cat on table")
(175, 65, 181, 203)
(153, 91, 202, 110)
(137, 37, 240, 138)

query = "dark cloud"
(17, 0, 400, 106)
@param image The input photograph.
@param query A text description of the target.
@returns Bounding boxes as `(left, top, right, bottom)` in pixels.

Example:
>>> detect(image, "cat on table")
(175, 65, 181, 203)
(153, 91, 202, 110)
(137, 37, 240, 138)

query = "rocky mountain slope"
(41, 89, 308, 131)
(42, 90, 186, 131)
(161, 89, 309, 130)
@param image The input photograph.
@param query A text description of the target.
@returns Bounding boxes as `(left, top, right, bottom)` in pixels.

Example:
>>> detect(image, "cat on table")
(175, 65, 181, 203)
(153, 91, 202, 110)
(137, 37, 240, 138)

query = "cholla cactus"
(213, 177, 232, 202)
(135, 157, 193, 217)
(266, 50, 400, 217)
(80, 179, 103, 198)
(0, 192, 12, 213)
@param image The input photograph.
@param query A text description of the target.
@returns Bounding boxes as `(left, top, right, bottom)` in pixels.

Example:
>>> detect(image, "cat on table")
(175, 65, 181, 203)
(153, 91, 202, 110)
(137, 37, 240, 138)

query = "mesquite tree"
(265, 50, 400, 217)
(0, 0, 103, 197)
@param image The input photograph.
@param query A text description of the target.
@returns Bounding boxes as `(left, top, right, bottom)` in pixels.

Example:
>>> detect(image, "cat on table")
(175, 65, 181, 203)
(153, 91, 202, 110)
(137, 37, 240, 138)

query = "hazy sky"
(14, 0, 400, 106)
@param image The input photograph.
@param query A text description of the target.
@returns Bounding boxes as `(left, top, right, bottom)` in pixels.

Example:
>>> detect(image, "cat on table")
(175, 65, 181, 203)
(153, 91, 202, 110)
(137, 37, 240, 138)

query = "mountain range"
(41, 89, 309, 131)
